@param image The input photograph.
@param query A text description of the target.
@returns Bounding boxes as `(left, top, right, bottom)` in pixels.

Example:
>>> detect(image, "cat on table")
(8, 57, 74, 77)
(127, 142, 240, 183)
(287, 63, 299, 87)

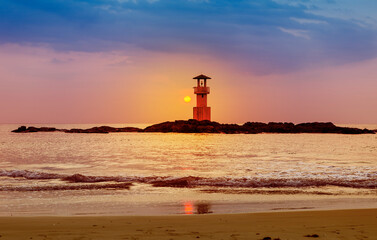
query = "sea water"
(0, 123, 376, 216)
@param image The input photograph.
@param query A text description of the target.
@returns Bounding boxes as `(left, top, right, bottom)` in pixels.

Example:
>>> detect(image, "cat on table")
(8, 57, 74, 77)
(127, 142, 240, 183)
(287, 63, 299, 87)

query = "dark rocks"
(12, 126, 27, 132)
(144, 120, 374, 134)
(243, 122, 296, 133)
(12, 126, 142, 134)
(64, 126, 142, 133)
(144, 119, 223, 133)
(64, 128, 108, 134)
(11, 120, 375, 134)
(12, 126, 57, 133)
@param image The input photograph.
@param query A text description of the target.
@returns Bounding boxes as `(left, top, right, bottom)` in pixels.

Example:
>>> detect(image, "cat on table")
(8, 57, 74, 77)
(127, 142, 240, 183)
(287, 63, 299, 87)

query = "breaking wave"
(1, 169, 376, 191)
(0, 169, 62, 180)
(0, 183, 132, 191)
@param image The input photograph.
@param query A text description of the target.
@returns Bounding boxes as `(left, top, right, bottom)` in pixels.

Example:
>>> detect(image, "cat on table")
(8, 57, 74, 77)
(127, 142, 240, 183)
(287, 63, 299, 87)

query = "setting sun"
(184, 96, 191, 103)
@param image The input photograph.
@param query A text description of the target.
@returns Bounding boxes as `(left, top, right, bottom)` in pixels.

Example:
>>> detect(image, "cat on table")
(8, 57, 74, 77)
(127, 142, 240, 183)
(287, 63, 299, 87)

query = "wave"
(149, 176, 377, 189)
(0, 169, 63, 179)
(0, 183, 132, 191)
(1, 169, 376, 190)
(200, 188, 377, 196)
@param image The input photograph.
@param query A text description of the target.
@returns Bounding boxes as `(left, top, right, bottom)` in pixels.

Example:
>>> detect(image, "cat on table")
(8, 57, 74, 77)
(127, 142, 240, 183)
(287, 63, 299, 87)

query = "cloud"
(278, 27, 310, 39)
(274, 0, 377, 29)
(0, 0, 376, 74)
(290, 17, 327, 25)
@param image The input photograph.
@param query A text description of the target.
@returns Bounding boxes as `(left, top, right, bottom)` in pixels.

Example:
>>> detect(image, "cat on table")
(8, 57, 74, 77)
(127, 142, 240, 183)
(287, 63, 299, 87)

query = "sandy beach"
(0, 209, 376, 240)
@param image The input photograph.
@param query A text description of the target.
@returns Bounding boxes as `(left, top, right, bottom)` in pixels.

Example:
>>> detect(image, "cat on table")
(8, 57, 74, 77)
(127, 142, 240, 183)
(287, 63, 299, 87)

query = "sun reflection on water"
(184, 201, 193, 215)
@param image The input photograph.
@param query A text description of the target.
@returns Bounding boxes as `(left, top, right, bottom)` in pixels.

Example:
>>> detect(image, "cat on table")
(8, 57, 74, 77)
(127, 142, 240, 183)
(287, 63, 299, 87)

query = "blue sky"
(1, 0, 376, 74)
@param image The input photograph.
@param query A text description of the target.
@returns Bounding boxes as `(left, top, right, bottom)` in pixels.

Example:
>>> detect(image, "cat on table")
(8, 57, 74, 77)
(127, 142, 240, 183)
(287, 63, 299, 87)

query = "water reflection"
(184, 201, 193, 214)
(183, 201, 212, 214)
(195, 201, 212, 214)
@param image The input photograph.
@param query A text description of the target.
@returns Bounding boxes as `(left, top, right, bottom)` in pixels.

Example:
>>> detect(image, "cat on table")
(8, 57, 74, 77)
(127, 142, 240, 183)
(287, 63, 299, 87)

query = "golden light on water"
(184, 201, 193, 214)
(184, 96, 191, 103)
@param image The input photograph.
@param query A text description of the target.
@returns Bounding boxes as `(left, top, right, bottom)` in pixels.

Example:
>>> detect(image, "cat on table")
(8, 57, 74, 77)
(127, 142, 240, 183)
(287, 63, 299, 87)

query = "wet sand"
(0, 209, 376, 239)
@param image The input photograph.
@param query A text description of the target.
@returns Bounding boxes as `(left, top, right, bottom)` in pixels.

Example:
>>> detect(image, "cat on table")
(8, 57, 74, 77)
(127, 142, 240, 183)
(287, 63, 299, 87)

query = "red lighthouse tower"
(193, 74, 211, 121)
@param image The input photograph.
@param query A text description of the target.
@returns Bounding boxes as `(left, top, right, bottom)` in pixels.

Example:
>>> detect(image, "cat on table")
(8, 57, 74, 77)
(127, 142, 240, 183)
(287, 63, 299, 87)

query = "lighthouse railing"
(194, 87, 210, 94)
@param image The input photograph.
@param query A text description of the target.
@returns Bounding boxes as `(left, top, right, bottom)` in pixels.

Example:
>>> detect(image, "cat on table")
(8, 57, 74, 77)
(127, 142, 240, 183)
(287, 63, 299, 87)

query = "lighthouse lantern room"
(193, 74, 211, 121)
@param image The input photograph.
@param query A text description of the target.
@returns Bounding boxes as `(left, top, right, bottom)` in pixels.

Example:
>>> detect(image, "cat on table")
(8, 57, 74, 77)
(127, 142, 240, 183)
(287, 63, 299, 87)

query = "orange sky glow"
(0, 43, 376, 124)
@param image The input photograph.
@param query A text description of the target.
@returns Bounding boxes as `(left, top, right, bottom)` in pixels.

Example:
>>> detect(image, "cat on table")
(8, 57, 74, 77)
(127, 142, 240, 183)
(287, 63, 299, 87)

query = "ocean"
(0, 123, 376, 216)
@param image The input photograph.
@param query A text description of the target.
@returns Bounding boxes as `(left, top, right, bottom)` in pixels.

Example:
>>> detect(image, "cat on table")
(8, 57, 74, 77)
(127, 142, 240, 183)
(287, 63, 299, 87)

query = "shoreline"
(2, 198, 377, 217)
(1, 186, 376, 216)
(3, 206, 377, 217)
(1, 208, 376, 239)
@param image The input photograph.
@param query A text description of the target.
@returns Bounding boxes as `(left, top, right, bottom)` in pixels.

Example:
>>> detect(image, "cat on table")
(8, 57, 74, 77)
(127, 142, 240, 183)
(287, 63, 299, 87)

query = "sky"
(0, 0, 377, 124)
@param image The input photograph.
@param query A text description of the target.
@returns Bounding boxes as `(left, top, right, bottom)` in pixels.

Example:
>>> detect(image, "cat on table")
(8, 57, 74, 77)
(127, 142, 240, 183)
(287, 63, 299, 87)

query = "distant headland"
(12, 120, 376, 134)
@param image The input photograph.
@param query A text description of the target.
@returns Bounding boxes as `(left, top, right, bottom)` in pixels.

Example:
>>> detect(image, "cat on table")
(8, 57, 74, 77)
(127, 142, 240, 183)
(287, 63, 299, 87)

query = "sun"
(184, 96, 191, 103)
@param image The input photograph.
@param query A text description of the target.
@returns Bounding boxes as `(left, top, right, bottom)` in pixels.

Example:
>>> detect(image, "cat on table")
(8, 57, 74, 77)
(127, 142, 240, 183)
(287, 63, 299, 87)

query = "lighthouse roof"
(193, 74, 211, 80)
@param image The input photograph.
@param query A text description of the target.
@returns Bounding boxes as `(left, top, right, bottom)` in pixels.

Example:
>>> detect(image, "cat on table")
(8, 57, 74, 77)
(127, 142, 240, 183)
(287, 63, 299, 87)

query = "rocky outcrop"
(64, 126, 142, 133)
(12, 125, 142, 134)
(242, 121, 374, 134)
(12, 120, 375, 134)
(12, 126, 60, 133)
(144, 120, 223, 133)
(144, 120, 375, 134)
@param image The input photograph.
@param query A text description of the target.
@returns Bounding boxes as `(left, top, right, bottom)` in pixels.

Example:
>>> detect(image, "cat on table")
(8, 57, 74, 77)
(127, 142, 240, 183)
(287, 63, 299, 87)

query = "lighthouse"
(193, 74, 211, 121)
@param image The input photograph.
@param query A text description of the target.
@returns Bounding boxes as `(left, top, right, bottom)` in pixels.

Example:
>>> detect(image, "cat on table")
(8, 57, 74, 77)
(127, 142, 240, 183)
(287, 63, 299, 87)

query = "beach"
(0, 209, 376, 239)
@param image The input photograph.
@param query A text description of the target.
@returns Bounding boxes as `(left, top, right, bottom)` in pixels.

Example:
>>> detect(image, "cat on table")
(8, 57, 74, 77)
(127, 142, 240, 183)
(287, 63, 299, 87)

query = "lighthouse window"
(200, 79, 204, 87)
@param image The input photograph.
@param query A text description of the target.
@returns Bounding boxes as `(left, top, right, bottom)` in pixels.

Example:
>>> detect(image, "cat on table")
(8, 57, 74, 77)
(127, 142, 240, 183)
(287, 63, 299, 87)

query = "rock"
(12, 126, 56, 133)
(144, 120, 374, 134)
(12, 126, 143, 133)
(11, 125, 142, 134)
(144, 119, 239, 133)
(296, 122, 340, 133)
(11, 126, 27, 132)
(64, 127, 110, 134)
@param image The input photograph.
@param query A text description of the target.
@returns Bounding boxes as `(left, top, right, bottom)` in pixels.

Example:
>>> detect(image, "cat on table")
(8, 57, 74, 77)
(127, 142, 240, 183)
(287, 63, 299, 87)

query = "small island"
(11, 119, 376, 134)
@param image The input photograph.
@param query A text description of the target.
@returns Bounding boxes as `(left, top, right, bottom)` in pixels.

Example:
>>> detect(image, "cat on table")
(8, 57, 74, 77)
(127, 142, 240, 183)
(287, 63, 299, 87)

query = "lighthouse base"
(193, 107, 211, 121)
